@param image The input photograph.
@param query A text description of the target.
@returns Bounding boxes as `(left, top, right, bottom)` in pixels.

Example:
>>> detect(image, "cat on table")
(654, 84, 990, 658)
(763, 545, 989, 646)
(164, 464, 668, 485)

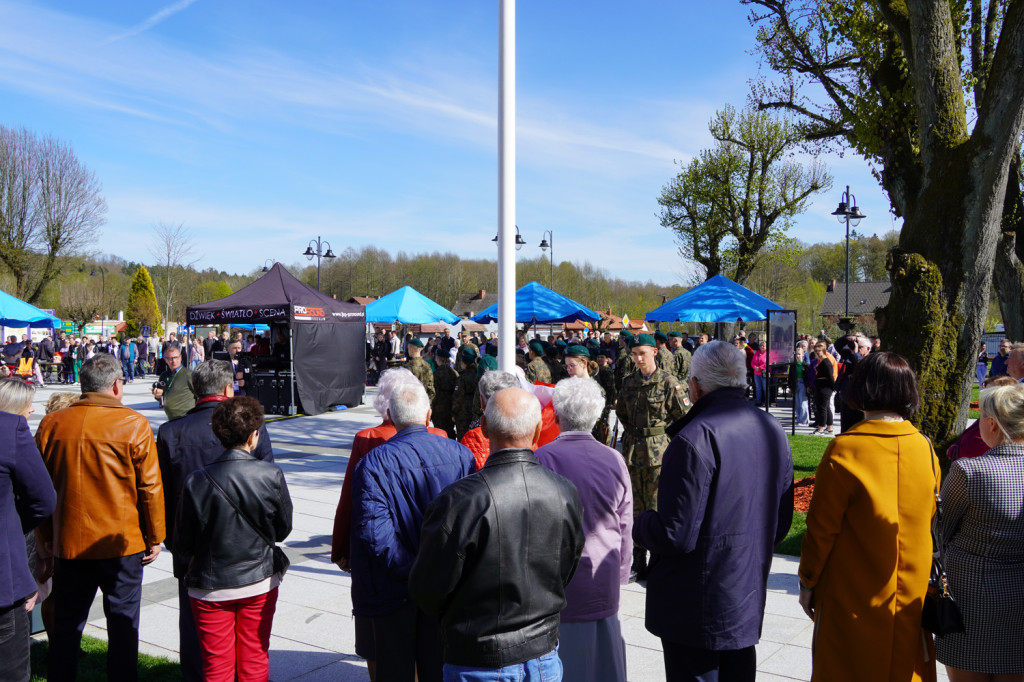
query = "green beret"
(565, 344, 591, 358)
(621, 330, 634, 340)
(477, 355, 498, 377)
(461, 346, 478, 360)
(528, 340, 544, 354)
(654, 331, 668, 343)
(634, 333, 656, 348)
(408, 338, 424, 347)
(668, 331, 683, 338)
(555, 340, 567, 348)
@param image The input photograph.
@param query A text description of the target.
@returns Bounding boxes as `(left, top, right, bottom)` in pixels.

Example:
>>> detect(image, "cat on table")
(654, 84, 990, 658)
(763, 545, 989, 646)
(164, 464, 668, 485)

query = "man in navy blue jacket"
(350, 382, 475, 682)
(0, 408, 57, 680)
(634, 341, 793, 682)
(156, 360, 273, 682)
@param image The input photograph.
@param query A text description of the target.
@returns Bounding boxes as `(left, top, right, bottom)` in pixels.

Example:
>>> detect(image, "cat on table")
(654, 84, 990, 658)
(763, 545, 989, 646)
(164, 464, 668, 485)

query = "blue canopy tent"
(0, 289, 61, 327)
(366, 286, 461, 325)
(471, 281, 601, 324)
(644, 275, 782, 323)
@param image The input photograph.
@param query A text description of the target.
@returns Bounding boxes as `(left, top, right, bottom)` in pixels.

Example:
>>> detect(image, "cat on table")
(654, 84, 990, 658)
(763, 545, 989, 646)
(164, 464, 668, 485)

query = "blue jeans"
(443, 646, 562, 682)
(795, 379, 809, 423)
(754, 374, 766, 404)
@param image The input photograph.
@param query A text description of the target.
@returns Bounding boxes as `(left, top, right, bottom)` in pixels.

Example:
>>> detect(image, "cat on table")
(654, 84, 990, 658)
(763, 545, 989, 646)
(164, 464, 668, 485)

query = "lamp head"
(539, 238, 550, 251)
(324, 248, 336, 259)
(302, 246, 315, 258)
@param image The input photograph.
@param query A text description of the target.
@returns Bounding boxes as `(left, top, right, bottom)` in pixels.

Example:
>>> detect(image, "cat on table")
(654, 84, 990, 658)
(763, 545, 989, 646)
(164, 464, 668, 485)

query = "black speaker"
(253, 372, 278, 414)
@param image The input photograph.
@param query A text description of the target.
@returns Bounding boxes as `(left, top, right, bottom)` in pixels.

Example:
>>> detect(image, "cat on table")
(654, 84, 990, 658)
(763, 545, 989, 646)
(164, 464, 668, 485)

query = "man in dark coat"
(633, 340, 793, 681)
(155, 360, 273, 682)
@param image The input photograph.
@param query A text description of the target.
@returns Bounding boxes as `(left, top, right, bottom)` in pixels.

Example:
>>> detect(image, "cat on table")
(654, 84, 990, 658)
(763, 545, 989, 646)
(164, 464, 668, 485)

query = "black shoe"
(628, 570, 639, 584)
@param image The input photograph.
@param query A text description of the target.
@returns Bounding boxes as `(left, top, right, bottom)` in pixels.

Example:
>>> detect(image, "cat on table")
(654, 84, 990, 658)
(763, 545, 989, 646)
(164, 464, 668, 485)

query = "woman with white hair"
(330, 368, 447, 681)
(535, 377, 632, 681)
(937, 384, 1024, 681)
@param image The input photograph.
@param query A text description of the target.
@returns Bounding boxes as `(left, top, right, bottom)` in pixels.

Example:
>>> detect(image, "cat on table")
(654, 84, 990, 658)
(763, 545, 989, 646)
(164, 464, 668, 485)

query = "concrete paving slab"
(287, 656, 370, 682)
(267, 635, 352, 681)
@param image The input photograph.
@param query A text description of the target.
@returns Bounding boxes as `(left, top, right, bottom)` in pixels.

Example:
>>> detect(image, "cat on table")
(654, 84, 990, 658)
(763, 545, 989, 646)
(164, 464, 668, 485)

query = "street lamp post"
(302, 237, 336, 292)
(539, 231, 555, 338)
(491, 226, 526, 249)
(261, 259, 276, 273)
(831, 186, 866, 324)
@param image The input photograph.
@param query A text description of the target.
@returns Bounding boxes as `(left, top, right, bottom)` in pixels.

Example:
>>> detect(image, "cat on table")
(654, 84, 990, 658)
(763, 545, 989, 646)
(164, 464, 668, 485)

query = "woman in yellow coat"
(798, 352, 938, 682)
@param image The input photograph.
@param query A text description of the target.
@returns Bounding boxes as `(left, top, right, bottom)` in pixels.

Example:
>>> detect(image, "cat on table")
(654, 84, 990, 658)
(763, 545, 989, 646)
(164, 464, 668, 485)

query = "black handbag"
(921, 442, 964, 635)
(203, 469, 290, 576)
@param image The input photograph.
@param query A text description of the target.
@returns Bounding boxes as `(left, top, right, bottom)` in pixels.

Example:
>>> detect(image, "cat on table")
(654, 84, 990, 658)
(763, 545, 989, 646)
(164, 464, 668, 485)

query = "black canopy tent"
(185, 263, 365, 414)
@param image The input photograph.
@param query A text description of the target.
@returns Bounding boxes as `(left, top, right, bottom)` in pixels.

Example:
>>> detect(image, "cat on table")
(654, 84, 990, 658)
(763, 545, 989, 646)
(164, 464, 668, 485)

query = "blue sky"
(0, 0, 894, 285)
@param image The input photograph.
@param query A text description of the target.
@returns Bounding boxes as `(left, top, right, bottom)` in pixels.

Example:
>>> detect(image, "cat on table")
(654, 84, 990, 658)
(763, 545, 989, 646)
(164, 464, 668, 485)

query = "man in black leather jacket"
(156, 360, 274, 682)
(410, 387, 584, 678)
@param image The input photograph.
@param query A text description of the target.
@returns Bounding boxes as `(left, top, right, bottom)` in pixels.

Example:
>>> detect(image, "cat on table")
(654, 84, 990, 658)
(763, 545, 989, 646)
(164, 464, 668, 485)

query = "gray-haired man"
(634, 341, 793, 681)
(410, 388, 584, 680)
(350, 383, 476, 682)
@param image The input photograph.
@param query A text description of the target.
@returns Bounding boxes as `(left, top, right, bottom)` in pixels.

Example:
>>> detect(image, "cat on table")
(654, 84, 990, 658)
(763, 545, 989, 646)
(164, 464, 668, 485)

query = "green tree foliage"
(125, 265, 162, 337)
(657, 103, 832, 284)
(192, 280, 233, 304)
(801, 230, 899, 283)
(745, 0, 1024, 446)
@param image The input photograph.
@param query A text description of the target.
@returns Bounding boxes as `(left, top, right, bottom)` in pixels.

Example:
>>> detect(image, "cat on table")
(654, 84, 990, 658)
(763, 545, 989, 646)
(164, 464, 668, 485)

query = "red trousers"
(190, 588, 278, 682)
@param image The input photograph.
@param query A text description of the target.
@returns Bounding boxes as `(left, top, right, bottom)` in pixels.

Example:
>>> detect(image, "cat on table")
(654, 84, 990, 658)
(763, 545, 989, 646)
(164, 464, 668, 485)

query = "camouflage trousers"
(628, 465, 661, 515)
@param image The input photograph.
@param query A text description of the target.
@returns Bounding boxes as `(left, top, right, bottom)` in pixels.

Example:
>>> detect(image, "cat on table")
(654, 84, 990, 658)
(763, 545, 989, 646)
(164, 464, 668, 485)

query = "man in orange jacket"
(35, 353, 165, 682)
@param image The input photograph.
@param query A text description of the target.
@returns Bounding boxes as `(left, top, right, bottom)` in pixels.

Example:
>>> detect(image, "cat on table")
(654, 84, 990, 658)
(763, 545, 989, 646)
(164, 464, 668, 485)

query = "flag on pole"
(581, 320, 590, 329)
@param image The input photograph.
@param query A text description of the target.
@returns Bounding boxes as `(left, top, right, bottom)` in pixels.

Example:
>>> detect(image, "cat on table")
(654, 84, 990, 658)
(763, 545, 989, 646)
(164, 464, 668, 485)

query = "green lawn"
(970, 383, 980, 419)
(790, 434, 827, 480)
(776, 434, 830, 557)
(31, 635, 182, 682)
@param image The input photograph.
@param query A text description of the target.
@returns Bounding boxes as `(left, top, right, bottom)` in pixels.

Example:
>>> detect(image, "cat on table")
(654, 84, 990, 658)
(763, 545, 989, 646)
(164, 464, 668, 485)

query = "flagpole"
(496, 0, 516, 372)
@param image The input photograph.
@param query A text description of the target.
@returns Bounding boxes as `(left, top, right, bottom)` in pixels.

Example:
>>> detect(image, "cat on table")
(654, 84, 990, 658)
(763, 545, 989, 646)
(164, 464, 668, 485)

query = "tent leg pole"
(289, 326, 297, 415)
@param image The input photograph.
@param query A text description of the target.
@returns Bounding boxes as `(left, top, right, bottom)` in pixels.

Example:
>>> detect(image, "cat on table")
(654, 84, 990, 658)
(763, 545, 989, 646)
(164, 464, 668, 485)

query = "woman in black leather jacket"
(176, 396, 292, 682)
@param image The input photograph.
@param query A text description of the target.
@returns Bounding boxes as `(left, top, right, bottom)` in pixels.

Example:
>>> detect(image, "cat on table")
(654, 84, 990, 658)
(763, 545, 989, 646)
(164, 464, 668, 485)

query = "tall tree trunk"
(880, 145, 1008, 449)
(993, 153, 1024, 342)
(993, 233, 1024, 342)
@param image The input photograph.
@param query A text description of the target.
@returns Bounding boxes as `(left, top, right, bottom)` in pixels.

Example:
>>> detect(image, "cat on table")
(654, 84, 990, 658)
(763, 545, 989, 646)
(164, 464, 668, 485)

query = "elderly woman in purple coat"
(535, 376, 633, 681)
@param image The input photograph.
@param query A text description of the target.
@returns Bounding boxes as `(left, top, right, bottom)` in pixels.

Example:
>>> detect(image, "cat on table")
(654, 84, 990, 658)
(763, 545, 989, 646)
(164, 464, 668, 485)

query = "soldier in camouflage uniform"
(458, 331, 479, 359)
(614, 331, 636, 394)
(523, 341, 552, 384)
(669, 330, 692, 388)
(453, 346, 480, 439)
(403, 338, 435, 401)
(431, 347, 458, 438)
(654, 331, 675, 375)
(616, 333, 689, 580)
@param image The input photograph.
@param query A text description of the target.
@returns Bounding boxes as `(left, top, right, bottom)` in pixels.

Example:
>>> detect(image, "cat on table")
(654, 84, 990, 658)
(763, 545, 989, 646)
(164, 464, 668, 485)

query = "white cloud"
(102, 0, 200, 45)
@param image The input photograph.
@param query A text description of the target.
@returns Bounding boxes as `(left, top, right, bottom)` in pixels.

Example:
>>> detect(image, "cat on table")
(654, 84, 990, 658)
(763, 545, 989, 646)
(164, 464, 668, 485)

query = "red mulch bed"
(794, 476, 814, 512)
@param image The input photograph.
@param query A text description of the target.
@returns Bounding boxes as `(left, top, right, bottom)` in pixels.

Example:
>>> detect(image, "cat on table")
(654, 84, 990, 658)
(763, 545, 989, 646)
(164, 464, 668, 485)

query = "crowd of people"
(1, 322, 1022, 682)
